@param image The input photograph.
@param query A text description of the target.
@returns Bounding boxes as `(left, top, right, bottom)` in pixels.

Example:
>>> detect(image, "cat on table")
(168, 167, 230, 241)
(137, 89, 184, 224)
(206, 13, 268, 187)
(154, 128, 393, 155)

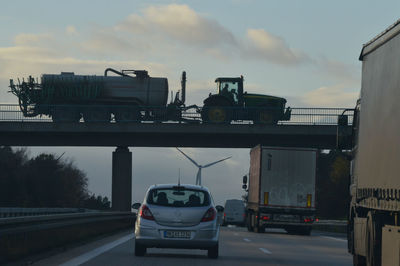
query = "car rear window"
(147, 187, 210, 207)
(225, 200, 245, 210)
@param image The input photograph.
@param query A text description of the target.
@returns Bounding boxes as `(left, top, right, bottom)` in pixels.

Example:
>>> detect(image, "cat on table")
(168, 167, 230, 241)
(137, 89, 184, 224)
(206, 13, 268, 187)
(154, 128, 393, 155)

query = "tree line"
(0, 146, 110, 210)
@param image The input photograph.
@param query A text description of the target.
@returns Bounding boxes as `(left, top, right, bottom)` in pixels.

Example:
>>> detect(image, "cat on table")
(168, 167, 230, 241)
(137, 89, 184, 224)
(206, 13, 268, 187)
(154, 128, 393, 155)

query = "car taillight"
(201, 207, 216, 222)
(139, 204, 155, 220)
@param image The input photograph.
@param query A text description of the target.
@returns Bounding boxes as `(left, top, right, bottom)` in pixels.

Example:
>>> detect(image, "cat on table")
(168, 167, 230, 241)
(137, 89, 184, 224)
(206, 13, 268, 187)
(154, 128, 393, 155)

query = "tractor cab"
(215, 77, 243, 106)
(202, 75, 291, 124)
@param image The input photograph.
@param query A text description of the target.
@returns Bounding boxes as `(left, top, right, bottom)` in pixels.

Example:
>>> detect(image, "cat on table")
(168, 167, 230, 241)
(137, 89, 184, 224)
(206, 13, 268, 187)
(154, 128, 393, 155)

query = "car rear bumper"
(135, 219, 219, 249)
(136, 238, 218, 249)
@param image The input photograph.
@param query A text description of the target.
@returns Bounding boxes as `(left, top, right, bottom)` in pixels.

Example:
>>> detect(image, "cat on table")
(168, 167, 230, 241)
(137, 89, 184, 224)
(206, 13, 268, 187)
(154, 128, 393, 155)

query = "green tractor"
(201, 76, 291, 124)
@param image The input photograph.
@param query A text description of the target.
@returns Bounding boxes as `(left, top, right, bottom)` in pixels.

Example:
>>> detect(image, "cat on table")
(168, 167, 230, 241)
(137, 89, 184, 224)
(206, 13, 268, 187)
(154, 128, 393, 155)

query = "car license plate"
(164, 230, 191, 239)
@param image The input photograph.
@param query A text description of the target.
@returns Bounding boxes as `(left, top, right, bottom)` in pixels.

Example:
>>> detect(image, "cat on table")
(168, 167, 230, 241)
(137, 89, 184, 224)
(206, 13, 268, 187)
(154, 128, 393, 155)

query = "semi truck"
(348, 19, 400, 266)
(8, 69, 291, 124)
(243, 146, 317, 235)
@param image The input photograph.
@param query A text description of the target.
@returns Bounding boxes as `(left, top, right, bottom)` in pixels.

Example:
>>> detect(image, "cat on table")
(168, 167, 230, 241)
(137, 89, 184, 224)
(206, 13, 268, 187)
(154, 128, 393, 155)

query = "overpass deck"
(0, 105, 353, 149)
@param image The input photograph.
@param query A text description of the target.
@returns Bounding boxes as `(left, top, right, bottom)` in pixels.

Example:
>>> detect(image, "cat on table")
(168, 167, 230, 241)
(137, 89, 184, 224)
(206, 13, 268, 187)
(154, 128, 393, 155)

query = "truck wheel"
(207, 243, 218, 259)
(366, 212, 381, 266)
(251, 213, 263, 233)
(353, 254, 366, 266)
(254, 225, 263, 233)
(202, 106, 231, 124)
(246, 213, 254, 232)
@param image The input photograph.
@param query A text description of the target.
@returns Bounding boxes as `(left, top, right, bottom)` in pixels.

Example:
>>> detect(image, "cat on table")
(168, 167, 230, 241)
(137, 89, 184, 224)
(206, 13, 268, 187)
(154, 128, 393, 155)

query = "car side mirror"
(132, 203, 141, 210)
(215, 205, 224, 212)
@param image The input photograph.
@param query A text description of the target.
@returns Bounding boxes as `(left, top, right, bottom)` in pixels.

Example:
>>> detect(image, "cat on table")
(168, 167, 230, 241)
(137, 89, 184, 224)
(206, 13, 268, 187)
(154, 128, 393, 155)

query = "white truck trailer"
(244, 146, 317, 235)
(348, 19, 400, 266)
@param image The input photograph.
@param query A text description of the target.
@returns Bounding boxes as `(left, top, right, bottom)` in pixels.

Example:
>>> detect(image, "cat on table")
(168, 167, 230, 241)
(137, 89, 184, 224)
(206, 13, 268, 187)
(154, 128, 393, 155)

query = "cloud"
(14, 33, 54, 47)
(66, 26, 78, 36)
(80, 28, 138, 56)
(316, 57, 360, 85)
(116, 4, 237, 48)
(302, 84, 358, 107)
(243, 29, 309, 65)
(0, 33, 169, 80)
(115, 4, 308, 65)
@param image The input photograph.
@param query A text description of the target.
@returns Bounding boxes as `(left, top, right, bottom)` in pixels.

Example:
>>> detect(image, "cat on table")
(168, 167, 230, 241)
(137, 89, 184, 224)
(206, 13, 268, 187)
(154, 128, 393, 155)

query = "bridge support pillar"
(112, 146, 132, 211)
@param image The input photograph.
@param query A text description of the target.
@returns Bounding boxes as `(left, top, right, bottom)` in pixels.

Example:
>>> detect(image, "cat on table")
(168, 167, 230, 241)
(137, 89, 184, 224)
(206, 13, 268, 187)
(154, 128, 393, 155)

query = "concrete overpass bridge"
(0, 104, 354, 211)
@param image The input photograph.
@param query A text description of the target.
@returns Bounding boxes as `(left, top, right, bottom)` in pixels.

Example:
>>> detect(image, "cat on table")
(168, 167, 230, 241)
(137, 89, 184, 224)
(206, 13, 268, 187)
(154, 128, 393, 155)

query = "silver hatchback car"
(133, 184, 222, 258)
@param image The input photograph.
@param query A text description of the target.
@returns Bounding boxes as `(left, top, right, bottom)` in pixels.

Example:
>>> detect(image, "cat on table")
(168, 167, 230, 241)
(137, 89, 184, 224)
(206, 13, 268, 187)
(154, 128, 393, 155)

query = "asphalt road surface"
(32, 227, 352, 266)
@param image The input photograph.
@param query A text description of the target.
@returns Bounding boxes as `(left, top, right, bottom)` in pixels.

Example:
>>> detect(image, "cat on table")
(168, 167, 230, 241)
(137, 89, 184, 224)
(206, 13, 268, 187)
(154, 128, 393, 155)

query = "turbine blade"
(202, 156, 231, 168)
(176, 148, 200, 167)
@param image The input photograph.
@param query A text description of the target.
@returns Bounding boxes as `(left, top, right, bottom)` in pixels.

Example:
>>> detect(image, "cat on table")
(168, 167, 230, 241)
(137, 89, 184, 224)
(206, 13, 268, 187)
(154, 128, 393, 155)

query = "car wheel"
(134, 241, 146, 256)
(208, 243, 218, 259)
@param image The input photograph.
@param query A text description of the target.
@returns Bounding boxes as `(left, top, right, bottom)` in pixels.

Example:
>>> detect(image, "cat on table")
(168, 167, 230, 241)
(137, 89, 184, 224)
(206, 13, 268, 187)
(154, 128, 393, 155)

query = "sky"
(1, 0, 399, 205)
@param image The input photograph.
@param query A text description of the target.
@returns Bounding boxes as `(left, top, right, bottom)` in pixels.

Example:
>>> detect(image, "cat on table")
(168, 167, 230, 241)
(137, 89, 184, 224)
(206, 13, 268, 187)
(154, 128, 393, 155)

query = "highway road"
(30, 227, 352, 266)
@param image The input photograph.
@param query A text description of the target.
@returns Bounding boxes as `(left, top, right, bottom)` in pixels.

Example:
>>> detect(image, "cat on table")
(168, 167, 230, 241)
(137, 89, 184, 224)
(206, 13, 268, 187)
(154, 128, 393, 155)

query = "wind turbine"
(176, 148, 231, 185)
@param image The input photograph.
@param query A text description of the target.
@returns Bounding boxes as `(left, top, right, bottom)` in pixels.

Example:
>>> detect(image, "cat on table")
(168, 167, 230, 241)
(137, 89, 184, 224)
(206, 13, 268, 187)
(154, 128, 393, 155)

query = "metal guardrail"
(312, 219, 347, 233)
(0, 207, 97, 218)
(0, 104, 354, 125)
(0, 211, 136, 263)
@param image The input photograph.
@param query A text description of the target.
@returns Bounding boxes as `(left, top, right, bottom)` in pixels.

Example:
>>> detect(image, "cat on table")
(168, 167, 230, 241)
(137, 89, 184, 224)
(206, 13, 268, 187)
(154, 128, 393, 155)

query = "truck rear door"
(260, 148, 316, 209)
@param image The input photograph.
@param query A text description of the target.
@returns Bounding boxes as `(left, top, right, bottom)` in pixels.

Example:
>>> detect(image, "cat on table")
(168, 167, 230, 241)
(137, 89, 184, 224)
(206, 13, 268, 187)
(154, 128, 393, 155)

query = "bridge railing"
(0, 104, 354, 125)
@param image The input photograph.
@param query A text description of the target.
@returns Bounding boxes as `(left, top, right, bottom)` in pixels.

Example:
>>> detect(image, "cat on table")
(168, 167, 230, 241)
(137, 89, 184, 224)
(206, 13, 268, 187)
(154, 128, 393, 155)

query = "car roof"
(148, 183, 210, 192)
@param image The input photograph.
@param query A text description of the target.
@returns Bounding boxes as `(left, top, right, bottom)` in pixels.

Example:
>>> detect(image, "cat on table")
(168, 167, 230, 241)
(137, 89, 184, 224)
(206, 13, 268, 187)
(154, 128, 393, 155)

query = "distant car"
(133, 184, 222, 258)
(222, 199, 245, 226)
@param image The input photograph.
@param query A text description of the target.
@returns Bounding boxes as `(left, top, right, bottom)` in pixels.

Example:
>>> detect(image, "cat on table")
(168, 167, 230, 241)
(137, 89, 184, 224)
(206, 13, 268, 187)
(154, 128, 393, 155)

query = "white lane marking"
(259, 247, 272, 254)
(243, 238, 251, 242)
(60, 234, 134, 266)
(321, 236, 347, 242)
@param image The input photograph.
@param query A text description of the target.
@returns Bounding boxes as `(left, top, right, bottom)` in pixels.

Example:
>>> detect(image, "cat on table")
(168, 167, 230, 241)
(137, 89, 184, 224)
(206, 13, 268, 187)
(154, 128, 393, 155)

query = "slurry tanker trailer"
(348, 20, 400, 266)
(8, 68, 291, 124)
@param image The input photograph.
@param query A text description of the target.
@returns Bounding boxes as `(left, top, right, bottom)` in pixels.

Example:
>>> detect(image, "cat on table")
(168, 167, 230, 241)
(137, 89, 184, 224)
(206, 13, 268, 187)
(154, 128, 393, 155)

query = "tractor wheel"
(254, 110, 278, 125)
(202, 105, 231, 124)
